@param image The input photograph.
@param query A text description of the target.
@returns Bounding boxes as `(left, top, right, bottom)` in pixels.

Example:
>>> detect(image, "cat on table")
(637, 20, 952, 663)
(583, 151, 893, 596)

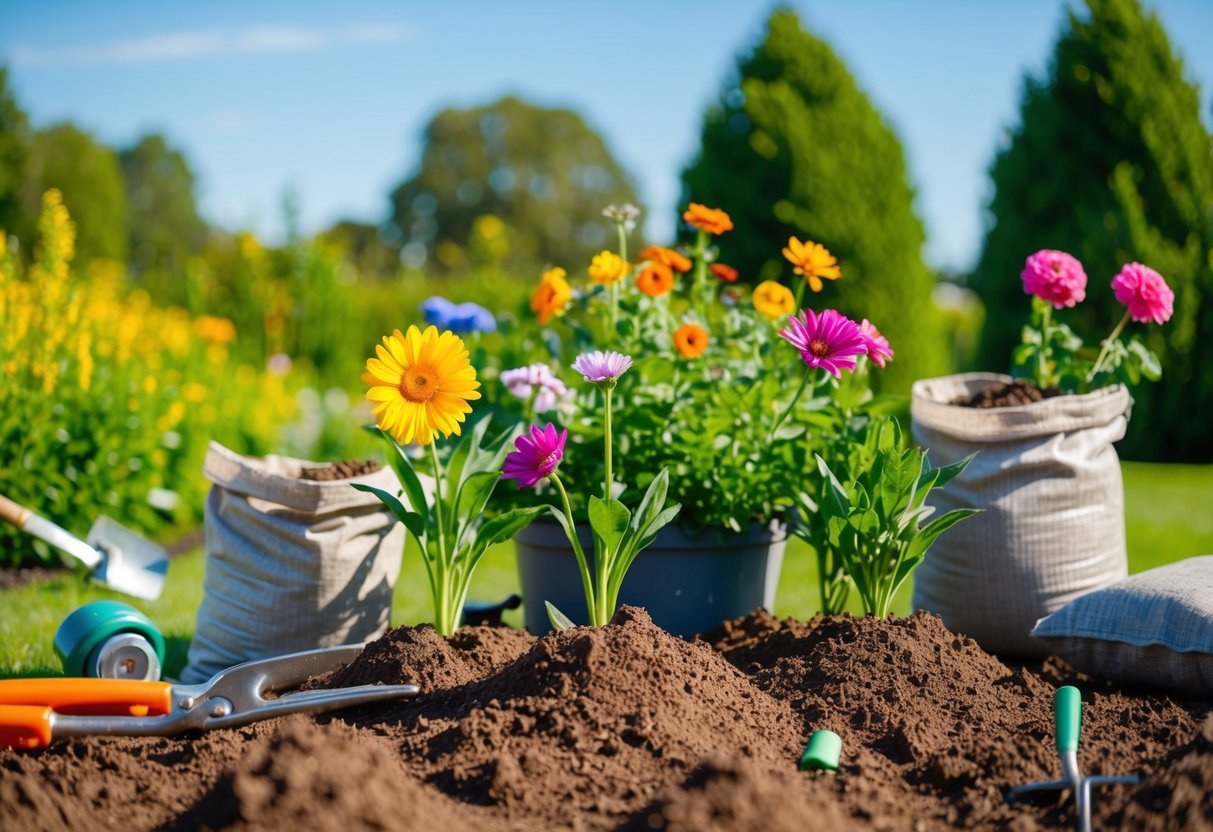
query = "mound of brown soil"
(296, 459, 381, 480)
(1, 608, 1209, 830)
(949, 379, 1061, 408)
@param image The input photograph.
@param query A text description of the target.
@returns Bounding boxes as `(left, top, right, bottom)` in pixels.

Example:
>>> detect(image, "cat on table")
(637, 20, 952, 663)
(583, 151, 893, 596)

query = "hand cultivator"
(0, 644, 418, 750)
(1006, 686, 1140, 832)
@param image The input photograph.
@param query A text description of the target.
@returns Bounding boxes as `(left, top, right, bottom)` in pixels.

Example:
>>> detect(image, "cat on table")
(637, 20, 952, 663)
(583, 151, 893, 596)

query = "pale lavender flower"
(572, 350, 633, 387)
(500, 363, 570, 414)
(602, 204, 640, 234)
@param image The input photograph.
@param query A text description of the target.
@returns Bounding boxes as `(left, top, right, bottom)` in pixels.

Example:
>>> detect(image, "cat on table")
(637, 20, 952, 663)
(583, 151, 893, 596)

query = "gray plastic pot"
(515, 519, 786, 636)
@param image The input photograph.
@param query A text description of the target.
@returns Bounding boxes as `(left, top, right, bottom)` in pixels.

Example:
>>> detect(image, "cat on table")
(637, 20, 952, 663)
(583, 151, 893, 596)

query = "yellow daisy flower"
(588, 250, 630, 285)
(782, 237, 841, 292)
(364, 325, 481, 446)
(752, 281, 796, 319)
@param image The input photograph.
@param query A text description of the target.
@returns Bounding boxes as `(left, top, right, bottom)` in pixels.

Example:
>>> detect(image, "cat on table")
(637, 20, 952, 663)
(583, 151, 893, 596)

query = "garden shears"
(0, 644, 419, 750)
(1006, 685, 1140, 832)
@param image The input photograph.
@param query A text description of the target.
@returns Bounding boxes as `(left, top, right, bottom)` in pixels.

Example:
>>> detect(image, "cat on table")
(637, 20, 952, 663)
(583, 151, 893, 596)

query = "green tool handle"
(1055, 685, 1081, 754)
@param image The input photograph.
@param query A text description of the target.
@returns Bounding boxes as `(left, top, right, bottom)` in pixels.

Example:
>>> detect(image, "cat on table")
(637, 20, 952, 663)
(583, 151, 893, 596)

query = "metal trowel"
(0, 494, 169, 600)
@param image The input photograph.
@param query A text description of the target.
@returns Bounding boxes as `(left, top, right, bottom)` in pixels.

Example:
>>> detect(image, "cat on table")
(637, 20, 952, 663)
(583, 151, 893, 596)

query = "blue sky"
(2, 0, 1210, 271)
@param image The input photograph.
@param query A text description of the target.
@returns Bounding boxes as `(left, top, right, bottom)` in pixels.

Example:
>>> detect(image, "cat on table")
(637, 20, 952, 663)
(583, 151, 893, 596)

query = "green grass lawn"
(2, 461, 1210, 679)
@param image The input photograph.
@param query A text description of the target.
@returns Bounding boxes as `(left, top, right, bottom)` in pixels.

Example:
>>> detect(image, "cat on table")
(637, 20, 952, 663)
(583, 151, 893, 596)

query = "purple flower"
(572, 350, 633, 385)
(859, 319, 894, 368)
(1021, 250, 1087, 309)
(778, 308, 867, 377)
(500, 363, 570, 414)
(502, 423, 568, 489)
(1112, 262, 1174, 325)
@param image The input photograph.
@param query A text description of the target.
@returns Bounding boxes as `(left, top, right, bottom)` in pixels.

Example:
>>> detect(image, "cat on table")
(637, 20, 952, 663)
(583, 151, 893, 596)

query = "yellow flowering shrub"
(0, 191, 298, 566)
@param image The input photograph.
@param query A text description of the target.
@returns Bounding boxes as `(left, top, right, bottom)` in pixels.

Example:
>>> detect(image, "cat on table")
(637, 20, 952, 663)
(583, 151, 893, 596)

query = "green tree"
(0, 67, 29, 244)
(120, 133, 208, 283)
(680, 8, 949, 392)
(23, 123, 129, 264)
(388, 95, 641, 274)
(973, 0, 1213, 460)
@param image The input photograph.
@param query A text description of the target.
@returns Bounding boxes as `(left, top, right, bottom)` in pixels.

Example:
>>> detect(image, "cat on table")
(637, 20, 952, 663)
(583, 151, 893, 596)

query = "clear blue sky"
(2, 0, 1210, 271)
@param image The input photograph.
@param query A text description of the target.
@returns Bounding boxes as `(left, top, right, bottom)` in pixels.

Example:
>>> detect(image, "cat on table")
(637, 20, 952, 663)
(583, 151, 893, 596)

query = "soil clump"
(1, 607, 1209, 830)
(296, 458, 381, 481)
(950, 378, 1061, 408)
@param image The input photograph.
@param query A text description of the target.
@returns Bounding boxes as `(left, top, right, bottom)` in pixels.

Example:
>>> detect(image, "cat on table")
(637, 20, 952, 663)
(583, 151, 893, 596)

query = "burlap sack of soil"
(181, 442, 408, 683)
(910, 372, 1131, 658)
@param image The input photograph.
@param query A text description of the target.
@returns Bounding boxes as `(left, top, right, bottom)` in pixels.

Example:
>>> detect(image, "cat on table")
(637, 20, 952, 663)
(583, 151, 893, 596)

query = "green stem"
(692, 228, 709, 318)
(768, 367, 813, 442)
(551, 473, 596, 625)
(1087, 310, 1132, 383)
(1037, 304, 1052, 388)
(793, 279, 805, 312)
(428, 442, 452, 634)
(598, 385, 615, 626)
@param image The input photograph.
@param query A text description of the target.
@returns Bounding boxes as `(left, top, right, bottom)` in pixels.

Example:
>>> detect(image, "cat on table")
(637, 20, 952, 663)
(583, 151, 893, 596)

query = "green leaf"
(929, 452, 976, 490)
(467, 505, 547, 571)
(444, 416, 493, 503)
(815, 454, 850, 516)
(545, 601, 577, 631)
(906, 508, 980, 564)
(384, 438, 429, 517)
(1127, 338, 1162, 381)
(588, 496, 631, 557)
(351, 482, 425, 539)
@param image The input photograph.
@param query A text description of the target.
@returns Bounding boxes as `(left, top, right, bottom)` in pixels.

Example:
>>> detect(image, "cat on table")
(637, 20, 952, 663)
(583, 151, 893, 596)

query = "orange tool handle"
(0, 705, 54, 749)
(0, 678, 173, 717)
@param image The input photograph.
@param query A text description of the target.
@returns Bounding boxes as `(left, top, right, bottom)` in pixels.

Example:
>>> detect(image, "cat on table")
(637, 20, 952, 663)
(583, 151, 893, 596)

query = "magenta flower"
(502, 423, 568, 489)
(1021, 249, 1087, 309)
(778, 308, 867, 377)
(859, 319, 894, 368)
(1112, 263, 1174, 325)
(572, 350, 632, 385)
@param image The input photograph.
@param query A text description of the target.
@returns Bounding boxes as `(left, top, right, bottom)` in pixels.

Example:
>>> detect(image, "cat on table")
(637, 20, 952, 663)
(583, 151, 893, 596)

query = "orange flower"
(710, 263, 739, 283)
(636, 262, 675, 297)
(682, 203, 733, 236)
(752, 280, 795, 319)
(530, 267, 571, 325)
(782, 237, 841, 293)
(674, 323, 709, 358)
(639, 245, 692, 273)
(588, 250, 630, 285)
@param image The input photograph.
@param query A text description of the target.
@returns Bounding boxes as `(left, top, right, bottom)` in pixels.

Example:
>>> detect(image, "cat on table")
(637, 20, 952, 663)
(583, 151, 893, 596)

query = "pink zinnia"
(859, 319, 894, 368)
(1112, 262, 1174, 325)
(1021, 249, 1087, 309)
(502, 423, 567, 489)
(571, 350, 632, 384)
(778, 308, 867, 377)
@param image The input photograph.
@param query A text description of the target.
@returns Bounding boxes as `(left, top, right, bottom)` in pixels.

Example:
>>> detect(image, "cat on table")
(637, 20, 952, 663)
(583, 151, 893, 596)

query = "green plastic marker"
(799, 729, 842, 772)
(1055, 685, 1081, 755)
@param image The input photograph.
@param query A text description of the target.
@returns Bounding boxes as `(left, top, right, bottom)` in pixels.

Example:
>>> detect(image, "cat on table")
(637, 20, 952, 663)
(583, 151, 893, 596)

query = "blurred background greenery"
(0, 0, 1210, 573)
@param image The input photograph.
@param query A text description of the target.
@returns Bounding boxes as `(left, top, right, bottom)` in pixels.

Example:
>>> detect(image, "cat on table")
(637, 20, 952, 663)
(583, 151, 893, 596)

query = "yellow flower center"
(400, 365, 439, 402)
(809, 339, 830, 357)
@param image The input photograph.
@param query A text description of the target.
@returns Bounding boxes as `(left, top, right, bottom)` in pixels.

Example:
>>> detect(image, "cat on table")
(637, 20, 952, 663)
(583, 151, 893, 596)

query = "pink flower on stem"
(500, 363, 570, 414)
(778, 309, 867, 377)
(1021, 249, 1087, 309)
(502, 423, 568, 489)
(572, 350, 632, 385)
(1112, 263, 1174, 325)
(859, 319, 894, 368)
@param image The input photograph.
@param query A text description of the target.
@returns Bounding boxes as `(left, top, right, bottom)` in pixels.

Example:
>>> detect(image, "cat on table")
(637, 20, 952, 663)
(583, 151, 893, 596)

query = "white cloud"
(7, 22, 413, 67)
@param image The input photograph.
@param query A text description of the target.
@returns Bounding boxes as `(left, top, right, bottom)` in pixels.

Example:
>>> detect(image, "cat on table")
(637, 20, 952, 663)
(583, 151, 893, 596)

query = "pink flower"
(572, 350, 632, 385)
(778, 308, 867, 377)
(1112, 263, 1174, 325)
(502, 423, 567, 489)
(859, 319, 894, 368)
(1021, 249, 1087, 309)
(500, 363, 570, 414)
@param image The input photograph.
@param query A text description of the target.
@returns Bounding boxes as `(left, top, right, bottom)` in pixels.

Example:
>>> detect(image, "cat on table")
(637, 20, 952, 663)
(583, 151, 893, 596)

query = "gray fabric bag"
(910, 373, 1131, 657)
(182, 442, 406, 683)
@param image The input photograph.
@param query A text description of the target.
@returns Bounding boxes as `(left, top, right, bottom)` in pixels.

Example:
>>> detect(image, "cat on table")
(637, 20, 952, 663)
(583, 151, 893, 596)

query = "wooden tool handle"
(0, 494, 30, 528)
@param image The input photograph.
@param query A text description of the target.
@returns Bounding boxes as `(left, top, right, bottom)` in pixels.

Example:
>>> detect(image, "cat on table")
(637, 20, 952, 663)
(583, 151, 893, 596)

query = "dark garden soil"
(297, 458, 382, 481)
(2, 607, 1210, 831)
(950, 379, 1062, 408)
